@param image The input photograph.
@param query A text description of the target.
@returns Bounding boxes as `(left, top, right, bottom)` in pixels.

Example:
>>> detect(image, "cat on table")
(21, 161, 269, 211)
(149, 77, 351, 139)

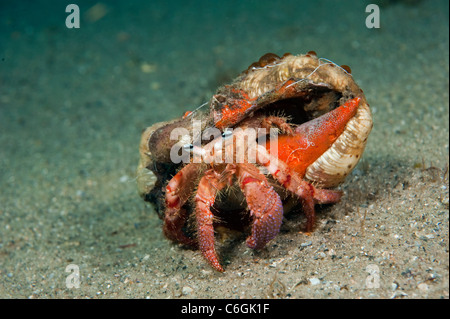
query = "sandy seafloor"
(0, 0, 448, 300)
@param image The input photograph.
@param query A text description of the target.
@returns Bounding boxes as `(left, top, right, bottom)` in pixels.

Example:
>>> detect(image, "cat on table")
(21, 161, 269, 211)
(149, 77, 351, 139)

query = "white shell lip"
(305, 100, 373, 188)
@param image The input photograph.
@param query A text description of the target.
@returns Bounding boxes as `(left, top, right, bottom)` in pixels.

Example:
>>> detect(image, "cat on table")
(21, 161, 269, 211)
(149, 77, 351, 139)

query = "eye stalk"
(183, 143, 206, 158)
(182, 143, 194, 152)
(222, 130, 233, 139)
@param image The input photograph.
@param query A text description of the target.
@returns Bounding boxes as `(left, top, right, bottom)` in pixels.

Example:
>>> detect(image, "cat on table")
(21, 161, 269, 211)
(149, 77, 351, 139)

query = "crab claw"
(259, 97, 361, 231)
(272, 97, 361, 177)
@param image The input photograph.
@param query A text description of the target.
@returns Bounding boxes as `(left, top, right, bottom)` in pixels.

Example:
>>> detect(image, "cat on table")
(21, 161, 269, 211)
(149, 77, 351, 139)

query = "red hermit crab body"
(137, 52, 373, 272)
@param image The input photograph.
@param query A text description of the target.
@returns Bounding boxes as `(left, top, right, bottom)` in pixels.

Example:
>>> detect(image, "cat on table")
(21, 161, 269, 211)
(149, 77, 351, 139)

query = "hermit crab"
(137, 52, 373, 272)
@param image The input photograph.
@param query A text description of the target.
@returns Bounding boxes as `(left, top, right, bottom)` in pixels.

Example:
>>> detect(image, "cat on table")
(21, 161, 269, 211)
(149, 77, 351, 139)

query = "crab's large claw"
(260, 97, 362, 231)
(271, 97, 361, 177)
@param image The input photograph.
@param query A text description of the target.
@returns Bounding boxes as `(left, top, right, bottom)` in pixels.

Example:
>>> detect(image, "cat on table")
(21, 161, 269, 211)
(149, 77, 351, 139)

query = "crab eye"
(222, 130, 233, 139)
(182, 143, 194, 152)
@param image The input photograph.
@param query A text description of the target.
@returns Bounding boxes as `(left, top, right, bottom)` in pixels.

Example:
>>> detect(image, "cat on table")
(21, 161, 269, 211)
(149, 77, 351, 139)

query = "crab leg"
(257, 148, 343, 232)
(194, 169, 229, 272)
(235, 164, 284, 250)
(163, 163, 201, 247)
(292, 180, 342, 231)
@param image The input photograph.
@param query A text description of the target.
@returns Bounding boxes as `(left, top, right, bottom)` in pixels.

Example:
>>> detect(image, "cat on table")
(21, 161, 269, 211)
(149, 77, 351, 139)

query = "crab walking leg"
(260, 115, 295, 135)
(235, 164, 284, 250)
(194, 169, 228, 272)
(163, 163, 201, 247)
(257, 147, 342, 231)
(292, 179, 342, 231)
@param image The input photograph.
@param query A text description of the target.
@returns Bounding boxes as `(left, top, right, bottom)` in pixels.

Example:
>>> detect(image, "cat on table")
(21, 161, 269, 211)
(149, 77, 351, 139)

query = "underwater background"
(0, 0, 448, 298)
